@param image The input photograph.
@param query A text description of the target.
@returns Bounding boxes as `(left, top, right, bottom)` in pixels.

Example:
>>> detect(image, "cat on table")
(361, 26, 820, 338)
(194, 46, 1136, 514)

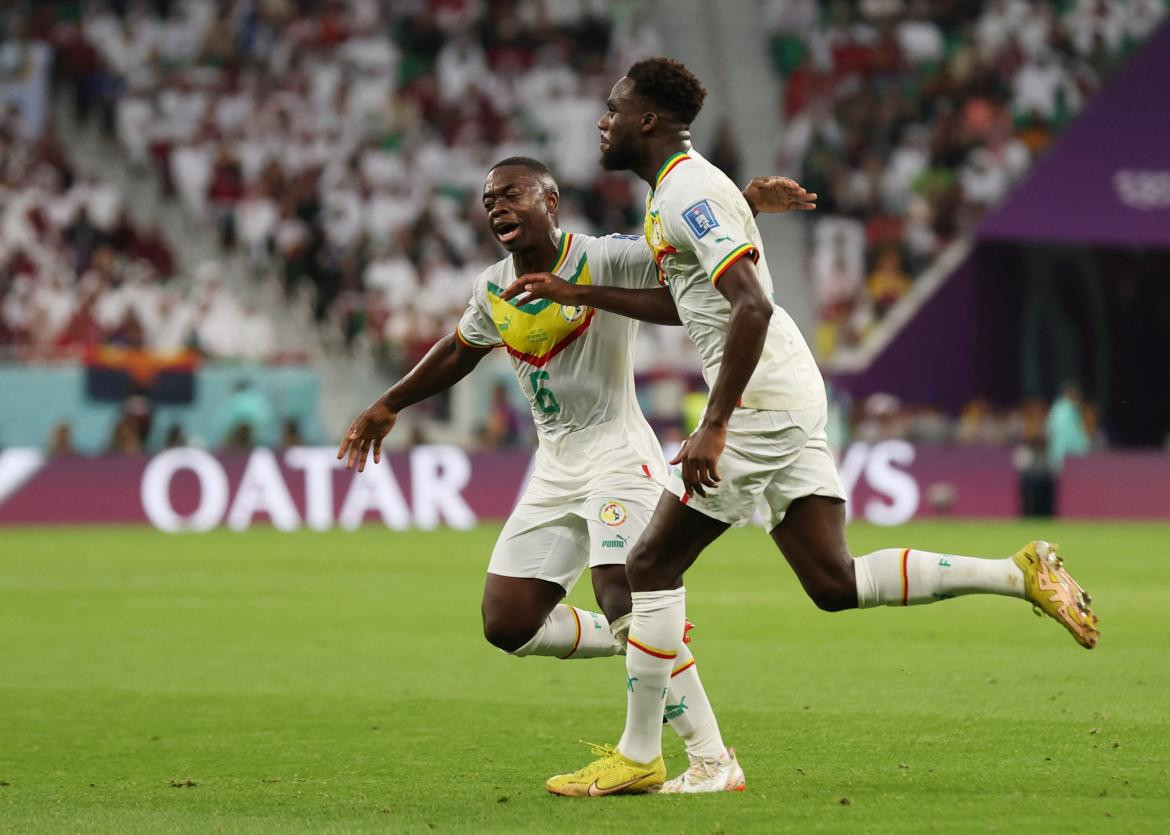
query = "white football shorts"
(665, 405, 846, 530)
(486, 472, 663, 592)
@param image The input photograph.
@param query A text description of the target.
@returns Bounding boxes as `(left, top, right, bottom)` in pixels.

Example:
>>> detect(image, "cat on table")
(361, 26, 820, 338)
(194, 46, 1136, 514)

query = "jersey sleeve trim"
(710, 243, 759, 285)
(454, 326, 500, 349)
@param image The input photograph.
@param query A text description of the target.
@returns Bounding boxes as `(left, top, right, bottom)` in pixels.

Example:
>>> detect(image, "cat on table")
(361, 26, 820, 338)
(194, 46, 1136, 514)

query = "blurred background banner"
(5, 440, 1168, 530)
(0, 446, 530, 530)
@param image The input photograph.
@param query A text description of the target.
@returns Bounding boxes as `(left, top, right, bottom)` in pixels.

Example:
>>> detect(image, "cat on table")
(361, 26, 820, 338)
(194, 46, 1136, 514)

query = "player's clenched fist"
(337, 399, 398, 472)
(670, 422, 726, 498)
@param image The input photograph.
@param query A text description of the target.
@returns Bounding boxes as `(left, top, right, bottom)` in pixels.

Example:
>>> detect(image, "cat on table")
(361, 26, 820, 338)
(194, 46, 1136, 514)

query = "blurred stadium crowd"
(21, 0, 663, 374)
(0, 120, 274, 359)
(0, 0, 1163, 460)
(767, 0, 1166, 358)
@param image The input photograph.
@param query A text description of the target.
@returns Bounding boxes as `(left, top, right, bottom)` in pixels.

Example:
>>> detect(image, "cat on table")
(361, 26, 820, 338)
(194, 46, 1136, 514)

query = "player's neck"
(638, 137, 693, 189)
(513, 227, 564, 276)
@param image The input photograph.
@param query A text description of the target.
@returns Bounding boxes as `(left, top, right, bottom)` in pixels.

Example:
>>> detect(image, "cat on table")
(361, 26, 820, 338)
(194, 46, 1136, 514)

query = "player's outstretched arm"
(501, 273, 682, 326)
(742, 176, 817, 217)
(670, 260, 772, 497)
(338, 334, 491, 471)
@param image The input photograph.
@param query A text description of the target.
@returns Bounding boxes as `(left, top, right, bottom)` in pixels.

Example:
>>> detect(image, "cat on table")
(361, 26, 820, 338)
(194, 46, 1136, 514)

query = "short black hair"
(488, 156, 558, 190)
(626, 58, 708, 126)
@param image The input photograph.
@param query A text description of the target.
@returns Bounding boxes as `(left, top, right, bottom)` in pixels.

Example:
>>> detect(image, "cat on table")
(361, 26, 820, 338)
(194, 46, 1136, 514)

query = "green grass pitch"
(2, 520, 1168, 833)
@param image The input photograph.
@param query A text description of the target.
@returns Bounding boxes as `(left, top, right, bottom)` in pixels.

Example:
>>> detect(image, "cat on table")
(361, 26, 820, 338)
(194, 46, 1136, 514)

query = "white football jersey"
(643, 149, 825, 411)
(457, 231, 668, 488)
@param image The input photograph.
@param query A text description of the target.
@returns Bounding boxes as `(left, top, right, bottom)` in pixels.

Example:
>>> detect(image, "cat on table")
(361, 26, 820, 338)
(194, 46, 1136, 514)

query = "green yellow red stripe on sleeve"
(454, 327, 500, 349)
(710, 243, 758, 284)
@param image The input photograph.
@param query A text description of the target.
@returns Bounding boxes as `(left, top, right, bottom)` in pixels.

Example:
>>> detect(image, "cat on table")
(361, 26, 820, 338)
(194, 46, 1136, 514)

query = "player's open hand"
(670, 422, 727, 498)
(744, 176, 817, 214)
(337, 399, 397, 472)
(500, 272, 581, 307)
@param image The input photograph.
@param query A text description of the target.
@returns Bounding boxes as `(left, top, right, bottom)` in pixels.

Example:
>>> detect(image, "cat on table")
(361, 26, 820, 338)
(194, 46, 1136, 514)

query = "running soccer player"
(512, 58, 1099, 797)
(337, 157, 815, 788)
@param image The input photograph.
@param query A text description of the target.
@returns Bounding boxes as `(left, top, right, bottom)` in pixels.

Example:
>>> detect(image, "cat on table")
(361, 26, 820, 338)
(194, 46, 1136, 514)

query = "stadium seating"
(0, 117, 273, 361)
(763, 0, 1167, 359)
(6, 1, 1164, 457)
(49, 0, 666, 375)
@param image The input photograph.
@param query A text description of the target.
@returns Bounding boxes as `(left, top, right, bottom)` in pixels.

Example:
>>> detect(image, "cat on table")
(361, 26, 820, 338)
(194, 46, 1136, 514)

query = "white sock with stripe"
(854, 548, 1025, 608)
(511, 604, 621, 658)
(665, 643, 727, 760)
(619, 588, 686, 763)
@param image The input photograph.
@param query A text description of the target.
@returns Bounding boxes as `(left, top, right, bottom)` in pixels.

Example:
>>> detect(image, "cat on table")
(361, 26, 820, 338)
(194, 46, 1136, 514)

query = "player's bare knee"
(808, 574, 858, 612)
(481, 615, 538, 653)
(810, 588, 854, 612)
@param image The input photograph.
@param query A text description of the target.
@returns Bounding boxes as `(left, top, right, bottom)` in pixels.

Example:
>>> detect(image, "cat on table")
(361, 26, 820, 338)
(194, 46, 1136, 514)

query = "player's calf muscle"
(591, 565, 633, 621)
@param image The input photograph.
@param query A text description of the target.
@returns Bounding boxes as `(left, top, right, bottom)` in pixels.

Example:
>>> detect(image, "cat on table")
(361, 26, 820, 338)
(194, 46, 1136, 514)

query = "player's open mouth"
(494, 222, 521, 243)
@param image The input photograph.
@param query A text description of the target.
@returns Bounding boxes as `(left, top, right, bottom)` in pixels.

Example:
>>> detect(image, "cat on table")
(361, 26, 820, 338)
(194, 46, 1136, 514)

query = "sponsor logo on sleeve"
(682, 199, 720, 239)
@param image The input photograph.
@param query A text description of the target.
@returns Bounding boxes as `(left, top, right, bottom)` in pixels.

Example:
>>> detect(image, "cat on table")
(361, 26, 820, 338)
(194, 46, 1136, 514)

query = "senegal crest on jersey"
(643, 210, 677, 282)
(599, 500, 628, 526)
(486, 252, 595, 367)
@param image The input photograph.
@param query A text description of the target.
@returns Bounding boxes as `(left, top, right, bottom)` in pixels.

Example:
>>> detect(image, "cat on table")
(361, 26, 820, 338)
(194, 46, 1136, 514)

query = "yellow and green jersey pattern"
(456, 231, 666, 458)
(484, 241, 595, 367)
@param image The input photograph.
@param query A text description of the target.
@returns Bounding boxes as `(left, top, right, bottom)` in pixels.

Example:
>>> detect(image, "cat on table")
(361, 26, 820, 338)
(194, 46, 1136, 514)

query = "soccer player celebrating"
(338, 156, 814, 791)
(509, 58, 1099, 797)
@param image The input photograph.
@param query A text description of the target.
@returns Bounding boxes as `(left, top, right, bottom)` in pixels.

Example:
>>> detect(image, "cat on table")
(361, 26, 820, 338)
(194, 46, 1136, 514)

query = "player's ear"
(640, 112, 657, 134)
(545, 187, 559, 218)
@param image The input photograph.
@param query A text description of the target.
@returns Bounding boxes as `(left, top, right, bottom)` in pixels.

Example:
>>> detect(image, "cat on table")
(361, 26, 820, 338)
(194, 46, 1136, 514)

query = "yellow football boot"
(546, 743, 665, 797)
(1013, 540, 1099, 649)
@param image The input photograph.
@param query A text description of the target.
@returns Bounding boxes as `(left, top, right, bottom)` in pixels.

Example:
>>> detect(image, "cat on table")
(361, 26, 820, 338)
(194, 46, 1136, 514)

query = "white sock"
(854, 548, 1026, 608)
(618, 588, 686, 763)
(665, 643, 727, 760)
(512, 604, 621, 658)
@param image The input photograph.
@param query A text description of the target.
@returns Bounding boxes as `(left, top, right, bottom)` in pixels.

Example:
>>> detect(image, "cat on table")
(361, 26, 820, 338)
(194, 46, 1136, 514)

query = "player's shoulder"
(657, 152, 744, 210)
(666, 151, 739, 190)
(569, 230, 645, 260)
(476, 256, 513, 295)
(573, 231, 643, 249)
(565, 230, 602, 253)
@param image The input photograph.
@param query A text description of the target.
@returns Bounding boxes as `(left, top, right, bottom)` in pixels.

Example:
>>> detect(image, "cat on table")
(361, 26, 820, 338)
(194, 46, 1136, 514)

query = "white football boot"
(660, 747, 746, 794)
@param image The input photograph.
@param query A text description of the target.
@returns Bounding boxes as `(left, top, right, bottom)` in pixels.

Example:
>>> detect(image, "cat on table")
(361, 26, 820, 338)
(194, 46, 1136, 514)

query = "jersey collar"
(550, 230, 573, 273)
(510, 230, 573, 279)
(653, 151, 691, 191)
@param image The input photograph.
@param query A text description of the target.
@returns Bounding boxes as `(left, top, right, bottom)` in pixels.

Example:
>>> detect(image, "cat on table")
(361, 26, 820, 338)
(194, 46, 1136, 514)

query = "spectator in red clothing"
(130, 224, 176, 278)
(208, 147, 244, 250)
(56, 290, 105, 351)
